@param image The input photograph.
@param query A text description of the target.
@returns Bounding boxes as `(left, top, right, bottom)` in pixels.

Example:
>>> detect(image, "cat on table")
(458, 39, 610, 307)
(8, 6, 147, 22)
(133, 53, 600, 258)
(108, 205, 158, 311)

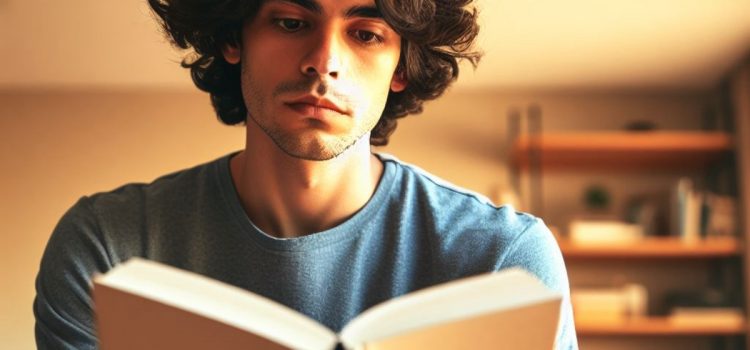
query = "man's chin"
(254, 116, 370, 162)
(273, 137, 361, 162)
(283, 150, 340, 162)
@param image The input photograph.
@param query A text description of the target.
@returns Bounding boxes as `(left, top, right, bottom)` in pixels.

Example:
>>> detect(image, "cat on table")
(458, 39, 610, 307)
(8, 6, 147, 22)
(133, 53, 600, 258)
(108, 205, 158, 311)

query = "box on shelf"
(571, 284, 648, 323)
(568, 220, 644, 246)
(703, 193, 737, 237)
(668, 307, 744, 327)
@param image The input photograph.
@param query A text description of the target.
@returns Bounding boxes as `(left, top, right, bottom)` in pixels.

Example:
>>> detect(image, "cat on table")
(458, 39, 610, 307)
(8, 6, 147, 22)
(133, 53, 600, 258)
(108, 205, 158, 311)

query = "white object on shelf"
(668, 307, 744, 327)
(572, 284, 648, 323)
(568, 220, 644, 246)
(622, 284, 648, 318)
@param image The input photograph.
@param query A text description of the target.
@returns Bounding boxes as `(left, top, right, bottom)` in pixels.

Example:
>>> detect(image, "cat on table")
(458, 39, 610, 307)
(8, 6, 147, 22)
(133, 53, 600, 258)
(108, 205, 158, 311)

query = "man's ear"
(390, 69, 407, 92)
(222, 44, 241, 64)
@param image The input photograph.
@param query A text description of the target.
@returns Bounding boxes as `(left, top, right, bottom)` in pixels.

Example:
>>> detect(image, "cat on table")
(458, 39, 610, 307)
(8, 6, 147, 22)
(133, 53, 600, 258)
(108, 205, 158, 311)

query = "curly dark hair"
(148, 0, 481, 145)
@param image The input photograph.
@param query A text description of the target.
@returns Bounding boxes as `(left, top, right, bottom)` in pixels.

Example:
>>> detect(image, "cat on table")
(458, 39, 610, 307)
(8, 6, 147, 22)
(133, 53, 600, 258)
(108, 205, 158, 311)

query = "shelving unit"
(508, 123, 744, 349)
(559, 237, 741, 259)
(576, 317, 747, 336)
(511, 131, 733, 171)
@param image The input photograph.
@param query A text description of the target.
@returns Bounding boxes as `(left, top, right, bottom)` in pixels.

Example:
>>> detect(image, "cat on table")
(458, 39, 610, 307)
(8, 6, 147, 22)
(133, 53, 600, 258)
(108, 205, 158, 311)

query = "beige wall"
(1, 89, 243, 349)
(2, 88, 711, 349)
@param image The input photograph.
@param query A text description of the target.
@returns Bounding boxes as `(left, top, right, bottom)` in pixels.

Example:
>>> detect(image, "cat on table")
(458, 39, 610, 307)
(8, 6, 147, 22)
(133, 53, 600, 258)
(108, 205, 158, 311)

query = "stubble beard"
(242, 71, 382, 162)
(247, 110, 366, 161)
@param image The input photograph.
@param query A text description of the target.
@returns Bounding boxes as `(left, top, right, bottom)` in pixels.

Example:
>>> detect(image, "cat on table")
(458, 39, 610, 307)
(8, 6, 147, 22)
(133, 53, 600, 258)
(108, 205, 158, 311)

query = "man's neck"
(229, 129, 383, 238)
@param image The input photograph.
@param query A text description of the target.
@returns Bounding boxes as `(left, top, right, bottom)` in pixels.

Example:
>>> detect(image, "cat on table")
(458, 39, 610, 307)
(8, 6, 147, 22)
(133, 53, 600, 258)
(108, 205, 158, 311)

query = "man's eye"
(275, 18, 306, 32)
(352, 30, 383, 45)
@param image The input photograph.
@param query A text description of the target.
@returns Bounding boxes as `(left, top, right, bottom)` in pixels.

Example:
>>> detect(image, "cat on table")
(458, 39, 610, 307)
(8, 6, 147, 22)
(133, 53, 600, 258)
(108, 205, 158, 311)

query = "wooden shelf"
(511, 131, 733, 171)
(559, 237, 741, 259)
(577, 316, 747, 336)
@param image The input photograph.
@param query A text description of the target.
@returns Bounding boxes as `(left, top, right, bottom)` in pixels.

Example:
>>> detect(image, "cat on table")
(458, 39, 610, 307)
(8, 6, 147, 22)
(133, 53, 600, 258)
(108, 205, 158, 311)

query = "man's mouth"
(285, 96, 348, 116)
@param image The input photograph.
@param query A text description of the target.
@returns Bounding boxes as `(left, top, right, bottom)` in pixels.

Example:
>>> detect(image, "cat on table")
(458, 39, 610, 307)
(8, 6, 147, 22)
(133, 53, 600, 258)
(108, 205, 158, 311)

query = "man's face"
(224, 0, 406, 161)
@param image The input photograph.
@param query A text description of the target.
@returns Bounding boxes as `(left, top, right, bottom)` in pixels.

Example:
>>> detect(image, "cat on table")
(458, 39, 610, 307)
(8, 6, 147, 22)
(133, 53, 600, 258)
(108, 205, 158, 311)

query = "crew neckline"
(214, 152, 398, 252)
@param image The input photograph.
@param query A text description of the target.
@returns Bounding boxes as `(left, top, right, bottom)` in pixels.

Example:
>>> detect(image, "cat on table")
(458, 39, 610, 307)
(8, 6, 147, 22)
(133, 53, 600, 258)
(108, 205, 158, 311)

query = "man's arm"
(34, 197, 113, 350)
(500, 217, 579, 350)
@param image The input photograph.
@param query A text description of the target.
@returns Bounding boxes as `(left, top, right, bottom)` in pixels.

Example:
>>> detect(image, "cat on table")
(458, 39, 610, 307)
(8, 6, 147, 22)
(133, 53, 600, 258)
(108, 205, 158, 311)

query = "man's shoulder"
(378, 153, 541, 237)
(82, 154, 228, 220)
(376, 154, 557, 278)
(379, 153, 495, 205)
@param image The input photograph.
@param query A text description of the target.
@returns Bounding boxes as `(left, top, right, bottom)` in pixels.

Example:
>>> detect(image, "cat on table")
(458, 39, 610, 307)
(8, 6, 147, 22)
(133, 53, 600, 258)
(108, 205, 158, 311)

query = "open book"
(93, 258, 562, 350)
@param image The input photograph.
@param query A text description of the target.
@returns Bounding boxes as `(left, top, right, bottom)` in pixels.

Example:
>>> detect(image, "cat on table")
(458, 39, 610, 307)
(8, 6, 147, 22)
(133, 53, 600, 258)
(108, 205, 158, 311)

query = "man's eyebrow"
(275, 0, 322, 14)
(270, 0, 382, 19)
(345, 6, 383, 19)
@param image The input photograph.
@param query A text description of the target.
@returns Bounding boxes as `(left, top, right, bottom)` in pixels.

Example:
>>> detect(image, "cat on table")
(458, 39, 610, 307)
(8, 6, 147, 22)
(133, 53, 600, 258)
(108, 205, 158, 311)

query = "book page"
(362, 299, 560, 350)
(96, 284, 291, 350)
(94, 258, 337, 350)
(339, 268, 561, 349)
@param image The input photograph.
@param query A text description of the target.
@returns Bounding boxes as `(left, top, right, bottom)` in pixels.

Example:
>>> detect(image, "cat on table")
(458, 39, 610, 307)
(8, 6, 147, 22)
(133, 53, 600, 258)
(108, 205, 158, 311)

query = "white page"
(339, 268, 561, 348)
(96, 258, 337, 350)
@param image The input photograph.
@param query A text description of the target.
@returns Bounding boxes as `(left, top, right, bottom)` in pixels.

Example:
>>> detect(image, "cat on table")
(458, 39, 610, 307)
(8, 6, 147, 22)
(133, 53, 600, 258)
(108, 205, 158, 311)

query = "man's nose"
(300, 26, 343, 79)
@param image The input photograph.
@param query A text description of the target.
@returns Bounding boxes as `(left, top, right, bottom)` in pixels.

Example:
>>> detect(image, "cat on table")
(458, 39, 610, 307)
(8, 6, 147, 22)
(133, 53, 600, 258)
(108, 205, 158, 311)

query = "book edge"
(94, 258, 338, 350)
(338, 267, 562, 348)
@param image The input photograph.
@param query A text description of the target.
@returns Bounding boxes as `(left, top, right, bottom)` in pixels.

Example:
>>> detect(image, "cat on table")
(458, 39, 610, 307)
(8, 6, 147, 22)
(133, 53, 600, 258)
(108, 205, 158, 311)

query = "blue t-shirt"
(34, 152, 578, 349)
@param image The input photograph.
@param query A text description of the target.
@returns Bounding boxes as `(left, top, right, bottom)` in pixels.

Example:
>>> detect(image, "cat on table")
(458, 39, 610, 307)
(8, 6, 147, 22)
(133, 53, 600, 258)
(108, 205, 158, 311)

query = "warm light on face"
(225, 0, 404, 160)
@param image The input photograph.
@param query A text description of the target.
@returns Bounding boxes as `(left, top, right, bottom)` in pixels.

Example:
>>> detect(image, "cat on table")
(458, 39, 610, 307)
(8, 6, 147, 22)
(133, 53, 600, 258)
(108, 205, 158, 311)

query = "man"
(35, 0, 578, 348)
